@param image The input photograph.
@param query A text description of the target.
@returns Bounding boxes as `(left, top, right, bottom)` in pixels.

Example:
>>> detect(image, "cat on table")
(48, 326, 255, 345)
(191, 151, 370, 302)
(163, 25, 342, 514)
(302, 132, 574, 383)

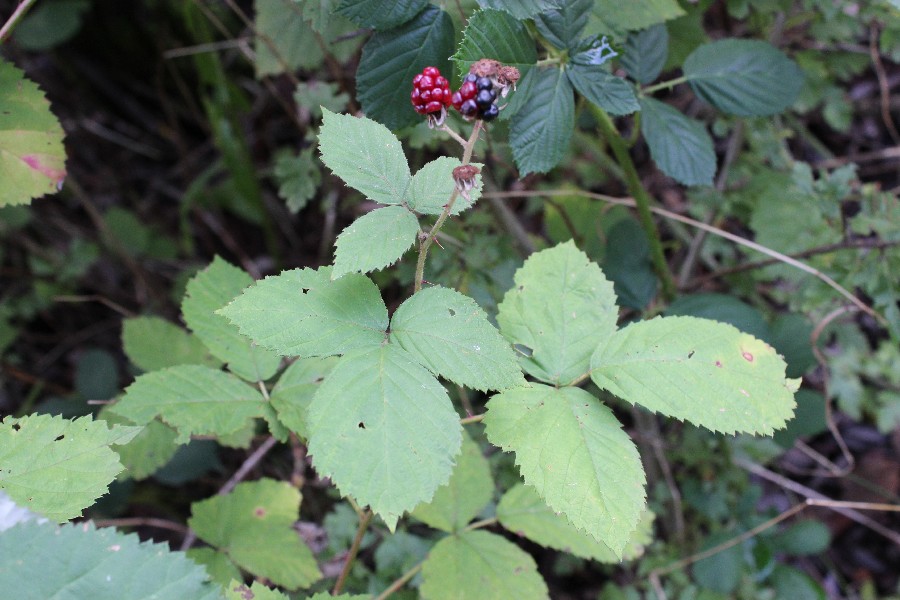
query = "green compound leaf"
(497, 241, 618, 386)
(620, 23, 669, 84)
(475, 0, 561, 20)
(411, 432, 493, 532)
(356, 5, 455, 130)
(225, 580, 288, 600)
(639, 96, 715, 187)
(0, 414, 140, 522)
(587, 0, 684, 37)
(484, 385, 646, 556)
(533, 0, 591, 49)
(100, 410, 179, 481)
(405, 157, 482, 216)
(318, 109, 411, 204)
(189, 479, 322, 591)
(270, 356, 340, 439)
(111, 365, 266, 444)
(509, 67, 573, 175)
(0, 521, 223, 599)
(452, 9, 537, 83)
(181, 257, 281, 382)
(683, 39, 804, 116)
(497, 484, 654, 562)
(219, 267, 388, 358)
(333, 205, 419, 279)
(391, 286, 525, 392)
(420, 530, 549, 600)
(307, 345, 462, 530)
(122, 316, 220, 372)
(566, 65, 639, 115)
(591, 316, 799, 435)
(0, 60, 66, 207)
(334, 0, 427, 29)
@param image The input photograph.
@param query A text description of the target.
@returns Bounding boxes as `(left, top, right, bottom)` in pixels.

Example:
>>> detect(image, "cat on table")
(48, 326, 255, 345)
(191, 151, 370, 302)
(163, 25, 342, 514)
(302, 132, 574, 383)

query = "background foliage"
(1, 0, 899, 598)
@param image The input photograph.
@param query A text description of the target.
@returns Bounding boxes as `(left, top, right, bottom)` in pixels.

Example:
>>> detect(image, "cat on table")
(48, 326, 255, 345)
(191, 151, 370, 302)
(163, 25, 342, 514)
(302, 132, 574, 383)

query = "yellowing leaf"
(189, 479, 321, 590)
(591, 316, 798, 435)
(0, 60, 66, 206)
(484, 385, 646, 556)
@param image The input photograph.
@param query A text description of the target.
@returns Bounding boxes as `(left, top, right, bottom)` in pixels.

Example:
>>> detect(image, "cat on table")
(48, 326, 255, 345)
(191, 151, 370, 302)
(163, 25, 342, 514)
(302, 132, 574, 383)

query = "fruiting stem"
(440, 124, 468, 147)
(332, 508, 373, 595)
(375, 562, 424, 600)
(414, 121, 483, 293)
(591, 105, 676, 300)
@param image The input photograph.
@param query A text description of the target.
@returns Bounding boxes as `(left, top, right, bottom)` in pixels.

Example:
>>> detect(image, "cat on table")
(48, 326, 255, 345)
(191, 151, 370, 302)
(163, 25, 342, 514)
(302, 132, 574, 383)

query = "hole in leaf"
(314, 377, 324, 383)
(687, 350, 695, 359)
(448, 308, 456, 316)
(55, 435, 65, 442)
(513, 344, 533, 358)
(358, 422, 366, 429)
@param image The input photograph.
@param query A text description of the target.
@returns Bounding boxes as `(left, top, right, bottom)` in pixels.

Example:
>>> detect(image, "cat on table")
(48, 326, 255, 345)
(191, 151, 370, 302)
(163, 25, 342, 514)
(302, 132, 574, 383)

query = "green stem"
(332, 509, 373, 595)
(414, 121, 483, 293)
(0, 0, 39, 43)
(641, 75, 688, 96)
(464, 516, 498, 531)
(375, 562, 423, 600)
(591, 105, 676, 300)
(460, 414, 484, 425)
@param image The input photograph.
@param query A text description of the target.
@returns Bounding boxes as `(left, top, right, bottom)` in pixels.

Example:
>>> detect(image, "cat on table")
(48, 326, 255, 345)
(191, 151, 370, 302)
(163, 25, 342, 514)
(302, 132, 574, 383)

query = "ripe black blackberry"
(450, 73, 500, 122)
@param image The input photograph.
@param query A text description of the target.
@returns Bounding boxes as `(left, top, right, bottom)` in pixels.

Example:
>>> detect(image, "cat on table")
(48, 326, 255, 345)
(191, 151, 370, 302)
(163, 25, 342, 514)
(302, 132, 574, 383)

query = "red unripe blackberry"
(411, 66, 452, 115)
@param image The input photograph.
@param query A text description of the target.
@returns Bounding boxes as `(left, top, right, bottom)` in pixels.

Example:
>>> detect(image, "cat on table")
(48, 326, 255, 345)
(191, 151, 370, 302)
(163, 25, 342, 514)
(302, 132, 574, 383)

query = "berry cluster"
(451, 74, 499, 122)
(410, 66, 452, 116)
